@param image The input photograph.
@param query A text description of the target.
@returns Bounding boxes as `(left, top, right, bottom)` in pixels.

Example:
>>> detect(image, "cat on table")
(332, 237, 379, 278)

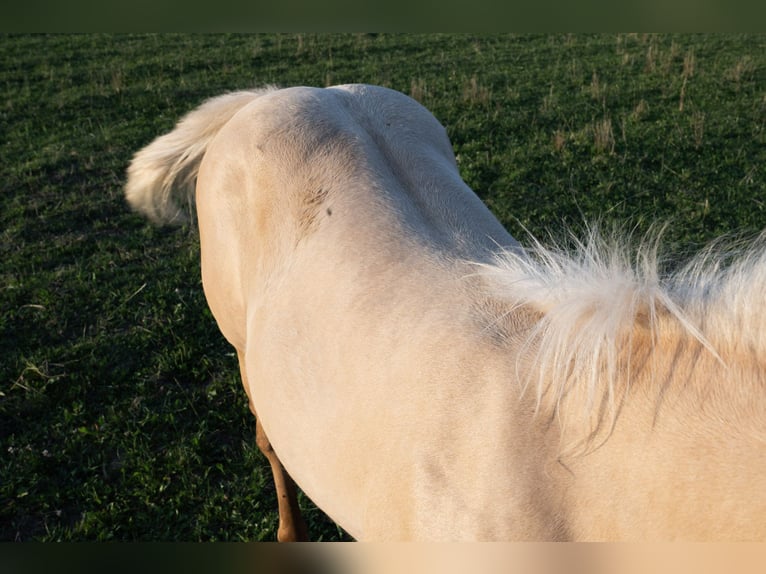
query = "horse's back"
(193, 85, 547, 539)
(195, 84, 516, 349)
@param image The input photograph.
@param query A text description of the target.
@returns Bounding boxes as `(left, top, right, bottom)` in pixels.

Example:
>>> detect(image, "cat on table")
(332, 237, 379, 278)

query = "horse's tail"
(125, 88, 274, 224)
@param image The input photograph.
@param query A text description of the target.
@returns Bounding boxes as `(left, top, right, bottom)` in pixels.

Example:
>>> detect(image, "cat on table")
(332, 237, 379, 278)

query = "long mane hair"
(477, 222, 766, 440)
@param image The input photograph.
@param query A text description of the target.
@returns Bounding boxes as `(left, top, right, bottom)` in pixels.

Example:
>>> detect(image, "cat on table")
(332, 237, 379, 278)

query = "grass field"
(2, 34, 765, 542)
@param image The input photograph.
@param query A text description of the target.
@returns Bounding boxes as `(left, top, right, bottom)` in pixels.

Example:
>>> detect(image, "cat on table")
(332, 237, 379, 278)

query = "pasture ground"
(1, 34, 765, 541)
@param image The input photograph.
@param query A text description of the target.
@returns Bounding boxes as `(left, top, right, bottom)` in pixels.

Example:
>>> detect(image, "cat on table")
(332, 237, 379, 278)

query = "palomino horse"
(126, 84, 765, 541)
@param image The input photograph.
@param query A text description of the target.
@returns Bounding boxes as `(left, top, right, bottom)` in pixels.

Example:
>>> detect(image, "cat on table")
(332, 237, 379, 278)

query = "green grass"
(1, 33, 765, 541)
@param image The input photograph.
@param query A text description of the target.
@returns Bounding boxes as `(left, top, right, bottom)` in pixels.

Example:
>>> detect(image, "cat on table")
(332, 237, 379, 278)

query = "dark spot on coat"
(298, 188, 330, 235)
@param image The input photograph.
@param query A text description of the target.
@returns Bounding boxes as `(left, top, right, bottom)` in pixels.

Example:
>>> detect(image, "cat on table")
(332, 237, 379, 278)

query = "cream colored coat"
(126, 84, 766, 541)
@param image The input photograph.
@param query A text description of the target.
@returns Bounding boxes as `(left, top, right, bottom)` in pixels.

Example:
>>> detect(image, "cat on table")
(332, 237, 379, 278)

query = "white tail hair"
(125, 88, 275, 224)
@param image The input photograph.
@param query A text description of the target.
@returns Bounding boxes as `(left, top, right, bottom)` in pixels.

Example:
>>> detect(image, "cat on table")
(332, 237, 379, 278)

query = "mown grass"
(2, 34, 765, 541)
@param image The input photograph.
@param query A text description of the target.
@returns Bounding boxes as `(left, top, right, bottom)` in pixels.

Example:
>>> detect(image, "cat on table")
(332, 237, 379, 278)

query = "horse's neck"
(526, 332, 763, 540)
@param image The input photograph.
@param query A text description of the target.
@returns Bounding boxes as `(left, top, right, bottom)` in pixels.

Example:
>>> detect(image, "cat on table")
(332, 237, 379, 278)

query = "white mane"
(477, 223, 766, 425)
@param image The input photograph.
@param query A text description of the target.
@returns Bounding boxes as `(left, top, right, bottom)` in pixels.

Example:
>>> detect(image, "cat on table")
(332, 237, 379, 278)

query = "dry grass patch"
(410, 77, 427, 103)
(592, 117, 616, 155)
(553, 129, 567, 153)
(590, 70, 605, 101)
(462, 75, 490, 106)
(631, 99, 649, 121)
(726, 55, 756, 90)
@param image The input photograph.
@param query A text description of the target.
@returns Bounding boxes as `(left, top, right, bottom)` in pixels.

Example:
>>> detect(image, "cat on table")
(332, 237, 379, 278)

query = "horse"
(125, 84, 766, 541)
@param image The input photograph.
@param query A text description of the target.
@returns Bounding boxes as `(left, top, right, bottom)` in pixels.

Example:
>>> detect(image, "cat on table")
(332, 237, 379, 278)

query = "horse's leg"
(237, 351, 308, 542)
(255, 416, 309, 542)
